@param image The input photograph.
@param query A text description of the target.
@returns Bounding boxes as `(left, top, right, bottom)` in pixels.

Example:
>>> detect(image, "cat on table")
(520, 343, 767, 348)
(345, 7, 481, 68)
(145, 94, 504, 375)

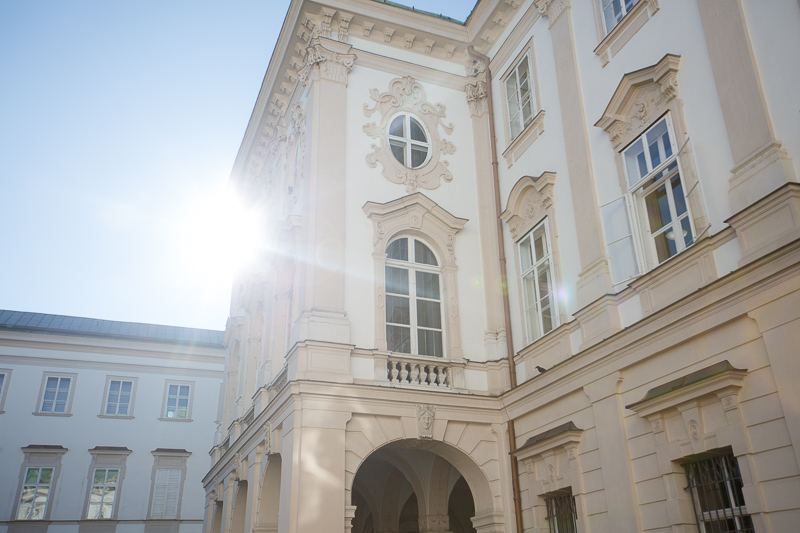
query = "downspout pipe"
(468, 46, 525, 533)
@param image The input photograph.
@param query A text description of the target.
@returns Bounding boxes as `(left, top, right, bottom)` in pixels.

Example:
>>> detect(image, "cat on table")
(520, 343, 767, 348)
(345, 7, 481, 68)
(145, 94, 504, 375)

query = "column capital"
(534, 0, 570, 26)
(298, 33, 356, 86)
(465, 57, 489, 118)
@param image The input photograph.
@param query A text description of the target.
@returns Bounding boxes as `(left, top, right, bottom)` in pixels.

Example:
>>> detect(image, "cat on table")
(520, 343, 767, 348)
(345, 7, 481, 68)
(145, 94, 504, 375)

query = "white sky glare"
(0, 0, 475, 330)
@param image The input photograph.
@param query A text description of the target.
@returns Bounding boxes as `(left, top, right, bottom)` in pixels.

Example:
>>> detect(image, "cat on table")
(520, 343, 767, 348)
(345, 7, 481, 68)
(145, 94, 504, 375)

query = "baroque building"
(0, 310, 225, 533)
(204, 1, 800, 532)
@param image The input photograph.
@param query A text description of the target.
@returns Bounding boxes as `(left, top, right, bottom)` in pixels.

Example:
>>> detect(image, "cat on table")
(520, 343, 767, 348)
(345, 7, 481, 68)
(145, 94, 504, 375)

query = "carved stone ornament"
(298, 30, 356, 87)
(595, 54, 682, 149)
(500, 172, 557, 240)
(465, 57, 489, 117)
(363, 76, 456, 192)
(417, 404, 435, 439)
(534, 0, 570, 26)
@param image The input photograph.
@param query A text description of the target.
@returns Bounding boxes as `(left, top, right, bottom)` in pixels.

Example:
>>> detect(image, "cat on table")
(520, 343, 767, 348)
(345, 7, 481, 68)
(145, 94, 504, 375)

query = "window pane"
(414, 240, 438, 266)
(386, 238, 408, 261)
(646, 119, 671, 168)
(537, 262, 551, 299)
(387, 325, 411, 353)
(417, 300, 442, 329)
(385, 266, 409, 295)
(389, 115, 404, 137)
(179, 385, 189, 397)
(671, 175, 687, 215)
(653, 228, 677, 263)
(94, 469, 106, 484)
(409, 117, 426, 142)
(533, 226, 547, 260)
(386, 296, 410, 325)
(0, 373, 4, 393)
(39, 468, 52, 484)
(417, 329, 443, 357)
(25, 468, 39, 484)
(624, 138, 647, 186)
(681, 216, 694, 247)
(410, 145, 428, 168)
(523, 273, 540, 340)
(520, 237, 533, 272)
(415, 271, 440, 299)
(389, 139, 406, 166)
(644, 184, 671, 232)
(168, 384, 178, 396)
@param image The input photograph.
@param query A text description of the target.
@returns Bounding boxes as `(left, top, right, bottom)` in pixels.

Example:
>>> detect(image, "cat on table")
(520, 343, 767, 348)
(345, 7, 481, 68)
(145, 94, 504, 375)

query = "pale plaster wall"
(0, 334, 223, 530)
(344, 63, 490, 361)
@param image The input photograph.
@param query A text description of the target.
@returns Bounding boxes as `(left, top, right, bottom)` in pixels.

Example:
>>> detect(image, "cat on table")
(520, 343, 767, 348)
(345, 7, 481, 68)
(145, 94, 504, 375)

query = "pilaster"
(465, 55, 508, 360)
(697, 0, 797, 213)
(534, 0, 612, 309)
(294, 34, 356, 345)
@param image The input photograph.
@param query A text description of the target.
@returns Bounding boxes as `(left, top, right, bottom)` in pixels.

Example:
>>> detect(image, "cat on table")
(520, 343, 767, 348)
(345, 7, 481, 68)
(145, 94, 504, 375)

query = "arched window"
(384, 237, 443, 357)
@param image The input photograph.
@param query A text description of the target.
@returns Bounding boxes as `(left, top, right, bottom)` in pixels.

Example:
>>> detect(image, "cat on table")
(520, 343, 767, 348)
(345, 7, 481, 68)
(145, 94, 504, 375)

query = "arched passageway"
(351, 440, 486, 533)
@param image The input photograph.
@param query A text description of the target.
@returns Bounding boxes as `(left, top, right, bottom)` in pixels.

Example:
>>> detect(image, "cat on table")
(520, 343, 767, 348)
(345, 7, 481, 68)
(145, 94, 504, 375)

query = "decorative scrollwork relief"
(363, 76, 456, 192)
(500, 172, 557, 241)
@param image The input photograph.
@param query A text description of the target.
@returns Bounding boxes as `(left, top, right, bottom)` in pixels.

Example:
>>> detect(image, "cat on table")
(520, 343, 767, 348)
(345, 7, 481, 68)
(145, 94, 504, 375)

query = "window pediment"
(501, 172, 556, 241)
(595, 54, 681, 149)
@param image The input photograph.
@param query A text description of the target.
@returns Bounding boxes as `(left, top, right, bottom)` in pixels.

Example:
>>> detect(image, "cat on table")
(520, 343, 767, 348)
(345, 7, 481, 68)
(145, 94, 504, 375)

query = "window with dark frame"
(684, 450, 754, 533)
(543, 487, 578, 533)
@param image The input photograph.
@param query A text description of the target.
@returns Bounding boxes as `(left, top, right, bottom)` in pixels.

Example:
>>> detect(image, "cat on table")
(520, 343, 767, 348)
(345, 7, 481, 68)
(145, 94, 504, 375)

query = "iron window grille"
(684, 451, 754, 533)
(544, 488, 578, 533)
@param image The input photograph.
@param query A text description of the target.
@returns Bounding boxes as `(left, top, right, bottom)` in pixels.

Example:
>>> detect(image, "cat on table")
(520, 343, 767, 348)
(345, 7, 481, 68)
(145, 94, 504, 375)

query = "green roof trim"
(518, 421, 581, 452)
(630, 361, 745, 407)
(371, 0, 478, 25)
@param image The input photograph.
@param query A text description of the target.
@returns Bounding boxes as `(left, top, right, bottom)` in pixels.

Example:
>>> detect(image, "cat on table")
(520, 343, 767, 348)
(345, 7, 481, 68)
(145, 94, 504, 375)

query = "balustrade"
(386, 357, 450, 387)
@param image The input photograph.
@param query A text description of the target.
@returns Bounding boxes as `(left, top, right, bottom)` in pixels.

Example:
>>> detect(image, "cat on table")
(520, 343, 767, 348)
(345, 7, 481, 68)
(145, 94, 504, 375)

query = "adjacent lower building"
(0, 310, 225, 533)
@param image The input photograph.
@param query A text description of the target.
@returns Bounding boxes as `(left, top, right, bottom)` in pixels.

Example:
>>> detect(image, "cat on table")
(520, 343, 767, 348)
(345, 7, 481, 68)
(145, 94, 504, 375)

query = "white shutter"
(151, 469, 181, 519)
(601, 197, 639, 284)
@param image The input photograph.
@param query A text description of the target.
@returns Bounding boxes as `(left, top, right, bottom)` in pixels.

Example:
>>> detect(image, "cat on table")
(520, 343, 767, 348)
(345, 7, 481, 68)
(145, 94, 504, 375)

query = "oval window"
(387, 114, 430, 169)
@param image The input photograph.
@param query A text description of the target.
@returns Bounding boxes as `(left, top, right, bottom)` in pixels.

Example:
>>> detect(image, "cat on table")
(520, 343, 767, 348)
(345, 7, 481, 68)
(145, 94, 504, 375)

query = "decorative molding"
(502, 110, 545, 167)
(534, 0, 570, 27)
(417, 404, 435, 439)
(626, 360, 747, 418)
(595, 54, 682, 150)
(363, 193, 467, 358)
(363, 76, 456, 192)
(298, 33, 356, 87)
(465, 56, 489, 117)
(500, 172, 557, 241)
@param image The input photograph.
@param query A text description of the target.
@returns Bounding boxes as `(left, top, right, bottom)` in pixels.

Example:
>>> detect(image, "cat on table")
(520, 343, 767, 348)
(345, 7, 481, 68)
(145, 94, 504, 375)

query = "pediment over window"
(501, 172, 556, 241)
(595, 54, 681, 149)
(626, 360, 747, 418)
(363, 193, 467, 266)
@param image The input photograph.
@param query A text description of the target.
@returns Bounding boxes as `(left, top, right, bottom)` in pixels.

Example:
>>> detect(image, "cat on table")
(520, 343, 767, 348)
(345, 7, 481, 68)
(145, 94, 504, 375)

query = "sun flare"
(172, 184, 266, 290)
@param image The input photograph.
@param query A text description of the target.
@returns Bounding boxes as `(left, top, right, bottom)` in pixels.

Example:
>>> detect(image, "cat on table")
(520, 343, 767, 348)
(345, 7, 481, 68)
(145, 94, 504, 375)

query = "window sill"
(159, 417, 193, 423)
(502, 109, 545, 167)
(32, 411, 72, 417)
(594, 0, 659, 67)
(97, 414, 134, 420)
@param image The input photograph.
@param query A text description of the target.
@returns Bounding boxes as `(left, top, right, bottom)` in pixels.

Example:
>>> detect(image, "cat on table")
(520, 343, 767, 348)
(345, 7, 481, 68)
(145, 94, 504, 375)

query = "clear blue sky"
(0, 0, 476, 331)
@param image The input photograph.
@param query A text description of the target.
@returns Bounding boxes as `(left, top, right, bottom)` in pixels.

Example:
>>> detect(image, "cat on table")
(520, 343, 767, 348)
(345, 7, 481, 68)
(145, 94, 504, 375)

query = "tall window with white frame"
(39, 375, 72, 414)
(164, 383, 191, 419)
(601, 0, 640, 33)
(104, 379, 133, 416)
(519, 220, 558, 342)
(505, 54, 535, 139)
(17, 467, 54, 520)
(623, 114, 694, 266)
(683, 449, 754, 533)
(385, 237, 444, 357)
(86, 468, 120, 519)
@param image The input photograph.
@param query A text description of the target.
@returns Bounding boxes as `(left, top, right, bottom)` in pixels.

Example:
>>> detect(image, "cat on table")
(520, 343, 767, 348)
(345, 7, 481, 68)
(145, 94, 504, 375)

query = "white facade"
(204, 1, 800, 532)
(0, 311, 225, 533)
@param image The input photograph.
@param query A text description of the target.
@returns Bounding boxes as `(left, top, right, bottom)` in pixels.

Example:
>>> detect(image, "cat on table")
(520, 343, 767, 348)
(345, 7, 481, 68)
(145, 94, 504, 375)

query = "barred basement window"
(684, 450, 754, 533)
(543, 488, 577, 533)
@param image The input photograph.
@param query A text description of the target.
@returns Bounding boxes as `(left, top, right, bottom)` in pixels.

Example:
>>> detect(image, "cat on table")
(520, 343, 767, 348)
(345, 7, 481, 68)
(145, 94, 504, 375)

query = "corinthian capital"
(534, 0, 570, 26)
(465, 56, 489, 118)
(298, 32, 357, 86)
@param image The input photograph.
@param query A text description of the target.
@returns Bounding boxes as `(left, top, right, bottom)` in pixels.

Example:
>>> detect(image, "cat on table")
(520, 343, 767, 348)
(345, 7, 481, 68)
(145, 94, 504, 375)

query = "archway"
(254, 454, 281, 533)
(351, 439, 490, 533)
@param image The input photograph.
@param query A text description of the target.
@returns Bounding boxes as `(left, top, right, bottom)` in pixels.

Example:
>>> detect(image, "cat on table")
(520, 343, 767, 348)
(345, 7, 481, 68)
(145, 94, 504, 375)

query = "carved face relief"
(417, 404, 435, 439)
(363, 76, 456, 192)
